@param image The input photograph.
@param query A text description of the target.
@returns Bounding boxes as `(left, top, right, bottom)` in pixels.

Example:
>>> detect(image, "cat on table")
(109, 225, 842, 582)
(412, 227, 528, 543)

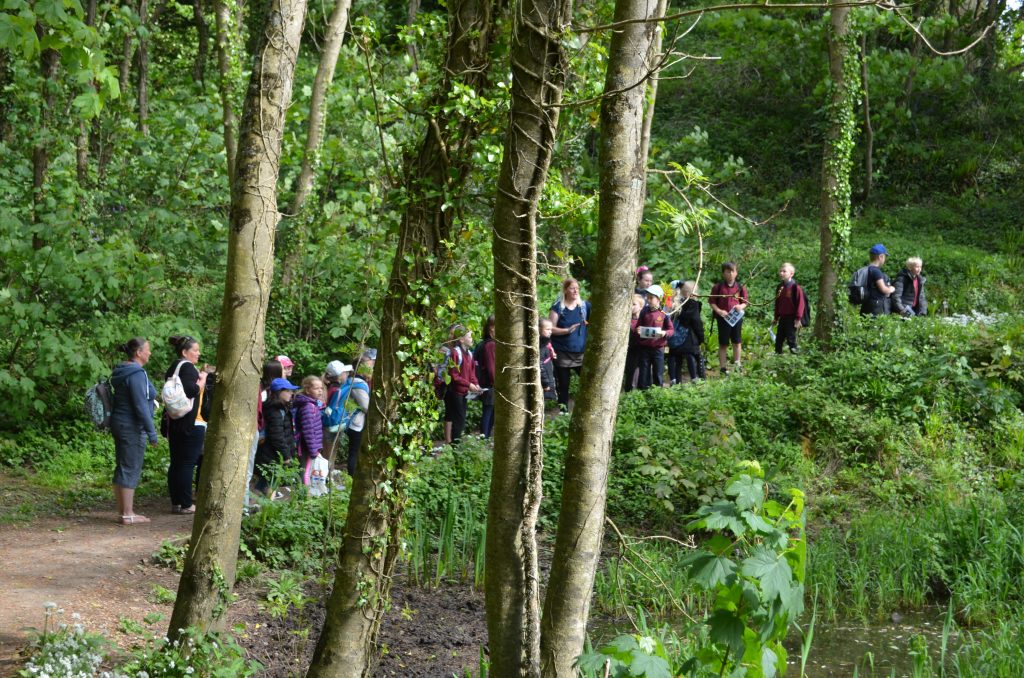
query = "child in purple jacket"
(293, 375, 325, 486)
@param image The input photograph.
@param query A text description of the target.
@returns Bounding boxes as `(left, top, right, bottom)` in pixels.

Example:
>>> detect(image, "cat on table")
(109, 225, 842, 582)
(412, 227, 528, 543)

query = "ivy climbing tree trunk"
(288, 0, 352, 215)
(539, 0, 660, 673)
(306, 0, 499, 674)
(814, 0, 858, 343)
(213, 0, 239, 185)
(484, 0, 573, 672)
(859, 33, 872, 203)
(167, 0, 307, 636)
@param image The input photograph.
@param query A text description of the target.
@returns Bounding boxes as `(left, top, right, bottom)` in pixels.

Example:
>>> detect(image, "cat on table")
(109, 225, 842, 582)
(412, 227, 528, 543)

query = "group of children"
(250, 351, 374, 498)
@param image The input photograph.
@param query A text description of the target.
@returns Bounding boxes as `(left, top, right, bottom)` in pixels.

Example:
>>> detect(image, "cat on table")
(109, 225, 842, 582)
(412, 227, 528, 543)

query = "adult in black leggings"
(163, 334, 211, 514)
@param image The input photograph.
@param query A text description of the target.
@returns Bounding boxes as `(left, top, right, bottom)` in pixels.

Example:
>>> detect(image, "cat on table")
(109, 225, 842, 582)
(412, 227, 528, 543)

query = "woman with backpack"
(163, 335, 212, 515)
(110, 337, 159, 525)
(474, 315, 496, 439)
(549, 278, 592, 410)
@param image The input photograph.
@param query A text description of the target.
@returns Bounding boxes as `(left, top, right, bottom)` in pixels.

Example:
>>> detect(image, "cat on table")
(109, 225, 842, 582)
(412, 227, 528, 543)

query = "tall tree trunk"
(859, 32, 872, 204)
(193, 0, 211, 85)
(814, 1, 857, 343)
(539, 0, 660, 673)
(137, 0, 150, 135)
(119, 29, 133, 97)
(406, 0, 421, 70)
(306, 0, 499, 673)
(32, 25, 60, 243)
(77, 0, 99, 186)
(288, 0, 353, 214)
(167, 0, 307, 636)
(214, 0, 239, 184)
(484, 0, 573, 671)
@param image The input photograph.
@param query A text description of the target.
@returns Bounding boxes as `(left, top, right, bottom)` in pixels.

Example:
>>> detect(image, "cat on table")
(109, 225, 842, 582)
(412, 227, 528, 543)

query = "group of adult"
(108, 335, 376, 525)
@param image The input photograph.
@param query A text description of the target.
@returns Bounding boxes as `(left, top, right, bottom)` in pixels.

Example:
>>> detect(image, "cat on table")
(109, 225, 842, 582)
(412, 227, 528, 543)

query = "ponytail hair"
(120, 337, 148, 359)
(168, 335, 198, 357)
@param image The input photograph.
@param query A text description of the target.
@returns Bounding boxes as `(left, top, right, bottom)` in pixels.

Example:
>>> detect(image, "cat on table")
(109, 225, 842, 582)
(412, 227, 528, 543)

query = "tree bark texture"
(168, 0, 307, 636)
(214, 0, 239, 185)
(539, 0, 659, 673)
(306, 0, 499, 674)
(287, 0, 353, 213)
(137, 0, 150, 135)
(484, 0, 573, 673)
(193, 0, 211, 84)
(814, 1, 856, 343)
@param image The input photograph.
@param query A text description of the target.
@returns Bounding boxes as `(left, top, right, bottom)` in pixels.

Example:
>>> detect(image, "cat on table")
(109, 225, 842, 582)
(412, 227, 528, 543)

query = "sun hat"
(275, 355, 294, 369)
(325, 360, 353, 378)
(870, 244, 888, 256)
(644, 285, 664, 299)
(270, 377, 299, 392)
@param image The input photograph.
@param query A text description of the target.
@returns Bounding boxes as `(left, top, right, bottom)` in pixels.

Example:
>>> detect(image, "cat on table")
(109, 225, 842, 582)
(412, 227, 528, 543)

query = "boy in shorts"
(710, 262, 748, 375)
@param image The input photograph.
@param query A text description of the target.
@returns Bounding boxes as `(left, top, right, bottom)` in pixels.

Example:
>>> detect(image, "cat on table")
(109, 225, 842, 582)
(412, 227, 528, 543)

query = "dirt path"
(0, 497, 193, 677)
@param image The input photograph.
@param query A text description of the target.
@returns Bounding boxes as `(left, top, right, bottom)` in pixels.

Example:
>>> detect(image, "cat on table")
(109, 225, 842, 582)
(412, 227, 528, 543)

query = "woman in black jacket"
(676, 282, 706, 382)
(163, 335, 211, 514)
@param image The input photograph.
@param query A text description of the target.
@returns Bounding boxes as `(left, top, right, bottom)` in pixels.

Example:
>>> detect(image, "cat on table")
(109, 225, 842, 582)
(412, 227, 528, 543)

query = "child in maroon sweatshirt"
(635, 285, 673, 389)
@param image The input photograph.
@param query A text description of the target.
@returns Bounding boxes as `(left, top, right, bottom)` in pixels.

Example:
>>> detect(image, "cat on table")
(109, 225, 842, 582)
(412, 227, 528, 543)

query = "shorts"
(716, 317, 743, 347)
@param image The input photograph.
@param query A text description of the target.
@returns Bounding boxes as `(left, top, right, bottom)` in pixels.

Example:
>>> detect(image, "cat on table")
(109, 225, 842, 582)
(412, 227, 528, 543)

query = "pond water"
(785, 608, 959, 677)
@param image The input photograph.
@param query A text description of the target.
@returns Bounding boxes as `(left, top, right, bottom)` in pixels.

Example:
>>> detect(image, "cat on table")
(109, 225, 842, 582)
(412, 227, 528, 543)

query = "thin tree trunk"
(214, 0, 239, 184)
(77, 0, 99, 185)
(119, 29, 133, 97)
(288, 0, 353, 215)
(406, 0, 421, 70)
(860, 33, 872, 204)
(33, 25, 60, 242)
(639, 0, 667, 172)
(814, 1, 856, 343)
(193, 0, 211, 85)
(484, 0, 573, 671)
(539, 0, 660, 673)
(137, 0, 150, 135)
(168, 0, 307, 636)
(306, 0, 499, 673)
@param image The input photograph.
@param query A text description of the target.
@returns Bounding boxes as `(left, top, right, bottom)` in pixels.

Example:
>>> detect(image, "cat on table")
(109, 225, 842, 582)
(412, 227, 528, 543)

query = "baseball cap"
(362, 348, 377, 361)
(270, 377, 299, 392)
(870, 244, 888, 256)
(644, 285, 664, 299)
(325, 360, 353, 378)
(275, 355, 294, 369)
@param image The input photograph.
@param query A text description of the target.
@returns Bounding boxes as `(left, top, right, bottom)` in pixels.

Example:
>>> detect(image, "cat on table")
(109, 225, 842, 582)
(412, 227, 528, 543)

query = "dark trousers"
(775, 317, 799, 354)
(479, 390, 494, 438)
(637, 348, 664, 389)
(667, 348, 686, 384)
(555, 364, 582, 407)
(623, 345, 639, 392)
(444, 389, 468, 442)
(345, 428, 362, 476)
(168, 426, 205, 508)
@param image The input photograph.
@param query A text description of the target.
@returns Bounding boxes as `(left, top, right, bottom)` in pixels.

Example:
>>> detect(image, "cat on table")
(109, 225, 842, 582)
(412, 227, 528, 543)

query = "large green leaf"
(708, 609, 746, 658)
(686, 552, 738, 588)
(741, 547, 793, 604)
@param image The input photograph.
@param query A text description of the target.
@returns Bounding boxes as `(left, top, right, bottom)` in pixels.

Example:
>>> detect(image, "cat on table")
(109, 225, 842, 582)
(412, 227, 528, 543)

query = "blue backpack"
(666, 315, 689, 349)
(322, 378, 370, 433)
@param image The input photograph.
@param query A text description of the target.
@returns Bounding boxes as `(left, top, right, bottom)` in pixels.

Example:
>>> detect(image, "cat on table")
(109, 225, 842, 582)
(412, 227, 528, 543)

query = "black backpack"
(848, 266, 870, 305)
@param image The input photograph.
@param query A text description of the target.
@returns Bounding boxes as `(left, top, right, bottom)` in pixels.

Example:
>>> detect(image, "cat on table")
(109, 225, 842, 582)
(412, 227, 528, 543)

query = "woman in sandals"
(110, 337, 159, 525)
(163, 335, 212, 514)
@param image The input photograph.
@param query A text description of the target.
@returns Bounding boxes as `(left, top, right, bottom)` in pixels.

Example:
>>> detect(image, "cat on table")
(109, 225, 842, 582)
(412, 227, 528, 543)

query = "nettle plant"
(682, 461, 806, 677)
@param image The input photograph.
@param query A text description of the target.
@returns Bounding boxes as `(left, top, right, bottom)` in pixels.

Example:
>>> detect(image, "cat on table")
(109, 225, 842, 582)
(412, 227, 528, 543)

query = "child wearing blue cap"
(253, 377, 299, 497)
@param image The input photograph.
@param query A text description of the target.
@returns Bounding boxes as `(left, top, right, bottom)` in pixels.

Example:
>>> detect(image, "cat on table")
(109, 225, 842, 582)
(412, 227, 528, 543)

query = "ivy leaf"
(685, 552, 737, 589)
(741, 547, 793, 603)
(708, 609, 745, 658)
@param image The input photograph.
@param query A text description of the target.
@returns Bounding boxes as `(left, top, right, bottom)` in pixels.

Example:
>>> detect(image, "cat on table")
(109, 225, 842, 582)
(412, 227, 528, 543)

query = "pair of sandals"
(120, 514, 150, 525)
(172, 504, 196, 514)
